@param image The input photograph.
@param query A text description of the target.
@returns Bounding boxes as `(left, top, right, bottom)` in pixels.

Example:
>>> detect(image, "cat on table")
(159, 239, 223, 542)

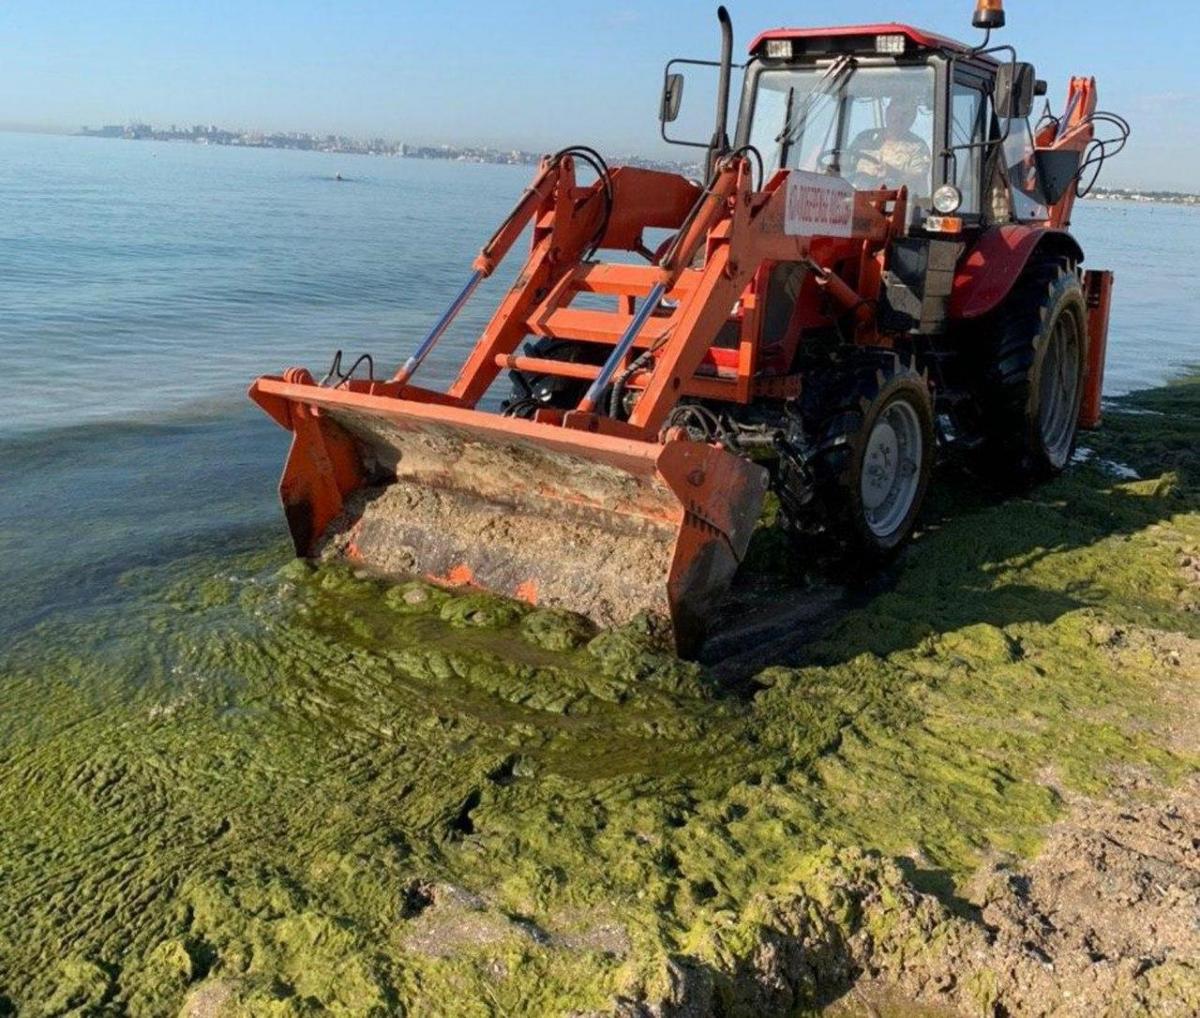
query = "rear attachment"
(250, 376, 768, 654)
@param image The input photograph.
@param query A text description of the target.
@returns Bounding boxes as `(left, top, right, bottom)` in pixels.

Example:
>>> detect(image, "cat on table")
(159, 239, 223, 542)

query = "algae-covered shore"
(1, 376, 1198, 1017)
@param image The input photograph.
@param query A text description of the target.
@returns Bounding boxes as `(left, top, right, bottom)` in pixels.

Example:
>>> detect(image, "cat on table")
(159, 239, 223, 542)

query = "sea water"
(0, 130, 1196, 639)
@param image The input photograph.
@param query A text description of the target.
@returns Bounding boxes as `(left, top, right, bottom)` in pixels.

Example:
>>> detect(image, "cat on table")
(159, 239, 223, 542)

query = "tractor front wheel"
(807, 355, 935, 556)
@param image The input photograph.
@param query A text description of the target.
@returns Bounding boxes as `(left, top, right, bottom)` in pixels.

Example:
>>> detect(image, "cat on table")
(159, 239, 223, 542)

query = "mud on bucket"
(250, 380, 768, 655)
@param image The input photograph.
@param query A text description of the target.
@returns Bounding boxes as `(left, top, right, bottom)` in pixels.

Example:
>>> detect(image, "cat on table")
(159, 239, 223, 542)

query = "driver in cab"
(847, 96, 931, 194)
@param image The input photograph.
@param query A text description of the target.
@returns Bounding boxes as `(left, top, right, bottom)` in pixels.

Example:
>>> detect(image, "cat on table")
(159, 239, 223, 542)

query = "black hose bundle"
(551, 145, 614, 259)
(319, 349, 375, 387)
(722, 144, 765, 192)
(607, 335, 669, 419)
(1075, 111, 1131, 198)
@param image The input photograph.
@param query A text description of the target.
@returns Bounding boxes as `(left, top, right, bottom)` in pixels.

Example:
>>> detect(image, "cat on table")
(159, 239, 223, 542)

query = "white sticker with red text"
(784, 170, 855, 238)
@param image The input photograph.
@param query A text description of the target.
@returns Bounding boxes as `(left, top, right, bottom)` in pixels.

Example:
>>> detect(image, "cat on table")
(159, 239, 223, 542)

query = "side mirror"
(660, 72, 685, 123)
(994, 61, 1036, 119)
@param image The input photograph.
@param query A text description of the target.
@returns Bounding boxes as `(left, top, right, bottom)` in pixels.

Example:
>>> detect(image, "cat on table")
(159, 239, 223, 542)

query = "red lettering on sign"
(784, 173, 854, 237)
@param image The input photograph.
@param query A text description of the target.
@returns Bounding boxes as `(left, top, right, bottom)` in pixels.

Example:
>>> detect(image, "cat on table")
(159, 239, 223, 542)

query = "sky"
(0, 1, 1195, 190)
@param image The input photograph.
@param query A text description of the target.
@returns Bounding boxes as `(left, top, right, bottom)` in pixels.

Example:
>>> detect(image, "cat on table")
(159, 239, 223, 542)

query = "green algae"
(520, 609, 596, 653)
(0, 378, 1198, 1016)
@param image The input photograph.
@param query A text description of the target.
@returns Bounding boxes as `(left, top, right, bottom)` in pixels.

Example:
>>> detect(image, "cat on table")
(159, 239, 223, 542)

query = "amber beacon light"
(973, 0, 1006, 30)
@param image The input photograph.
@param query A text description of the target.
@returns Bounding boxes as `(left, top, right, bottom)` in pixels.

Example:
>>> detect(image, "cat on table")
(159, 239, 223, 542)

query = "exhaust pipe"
(707, 6, 734, 179)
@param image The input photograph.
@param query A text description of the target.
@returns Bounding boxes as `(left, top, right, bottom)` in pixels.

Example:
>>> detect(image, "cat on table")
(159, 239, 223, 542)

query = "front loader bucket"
(250, 376, 768, 654)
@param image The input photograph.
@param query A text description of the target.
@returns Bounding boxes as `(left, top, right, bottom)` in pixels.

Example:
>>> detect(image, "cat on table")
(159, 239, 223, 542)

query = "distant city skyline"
(67, 119, 709, 176)
(1, 1, 1196, 190)
(39, 119, 1190, 203)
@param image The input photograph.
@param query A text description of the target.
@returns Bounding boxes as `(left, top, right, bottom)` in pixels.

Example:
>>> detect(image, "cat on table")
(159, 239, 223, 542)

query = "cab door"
(946, 67, 989, 223)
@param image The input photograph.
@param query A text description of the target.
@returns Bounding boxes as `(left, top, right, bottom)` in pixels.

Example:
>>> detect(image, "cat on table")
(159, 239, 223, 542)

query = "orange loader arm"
(1037, 76, 1098, 229)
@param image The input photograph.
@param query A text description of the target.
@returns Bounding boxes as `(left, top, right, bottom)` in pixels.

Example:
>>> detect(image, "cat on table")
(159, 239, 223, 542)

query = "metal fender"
(949, 225, 1085, 320)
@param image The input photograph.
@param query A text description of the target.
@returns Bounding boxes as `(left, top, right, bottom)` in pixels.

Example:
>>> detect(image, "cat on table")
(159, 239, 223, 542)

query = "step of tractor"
(495, 353, 745, 403)
(572, 263, 697, 299)
(527, 307, 673, 345)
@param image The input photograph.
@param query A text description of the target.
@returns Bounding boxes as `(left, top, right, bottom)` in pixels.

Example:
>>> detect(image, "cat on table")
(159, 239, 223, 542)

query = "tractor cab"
(656, 2, 1125, 348)
(740, 28, 946, 216)
(662, 15, 1115, 236)
(739, 27, 1041, 232)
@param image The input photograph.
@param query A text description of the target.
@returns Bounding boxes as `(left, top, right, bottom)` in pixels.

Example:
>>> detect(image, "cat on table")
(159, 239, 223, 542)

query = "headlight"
(765, 39, 792, 59)
(933, 185, 963, 214)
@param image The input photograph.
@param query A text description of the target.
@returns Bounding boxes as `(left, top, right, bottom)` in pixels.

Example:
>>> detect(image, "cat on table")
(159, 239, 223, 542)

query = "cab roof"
(749, 23, 981, 58)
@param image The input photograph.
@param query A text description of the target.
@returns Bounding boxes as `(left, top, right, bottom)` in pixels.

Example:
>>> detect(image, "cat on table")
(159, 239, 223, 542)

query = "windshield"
(747, 64, 936, 200)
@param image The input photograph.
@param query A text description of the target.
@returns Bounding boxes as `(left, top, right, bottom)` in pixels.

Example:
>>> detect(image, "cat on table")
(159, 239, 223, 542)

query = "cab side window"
(1002, 116, 1050, 221)
(950, 81, 986, 214)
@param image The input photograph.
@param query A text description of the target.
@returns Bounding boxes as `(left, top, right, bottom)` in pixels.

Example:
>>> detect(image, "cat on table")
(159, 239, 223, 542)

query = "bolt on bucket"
(250, 375, 768, 654)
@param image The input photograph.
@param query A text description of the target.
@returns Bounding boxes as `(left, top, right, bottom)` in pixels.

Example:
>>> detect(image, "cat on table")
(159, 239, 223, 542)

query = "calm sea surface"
(0, 131, 1196, 638)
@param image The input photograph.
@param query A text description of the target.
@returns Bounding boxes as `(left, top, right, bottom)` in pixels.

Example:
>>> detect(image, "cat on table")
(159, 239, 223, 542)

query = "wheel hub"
(859, 400, 924, 539)
(862, 422, 899, 511)
(1038, 314, 1082, 469)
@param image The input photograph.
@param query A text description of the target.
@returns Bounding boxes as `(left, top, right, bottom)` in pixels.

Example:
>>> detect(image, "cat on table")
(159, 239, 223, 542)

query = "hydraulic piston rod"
(578, 282, 668, 413)
(392, 270, 484, 386)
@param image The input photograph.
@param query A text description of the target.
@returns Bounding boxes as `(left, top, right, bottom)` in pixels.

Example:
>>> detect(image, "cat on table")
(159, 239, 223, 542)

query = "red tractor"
(251, 0, 1127, 653)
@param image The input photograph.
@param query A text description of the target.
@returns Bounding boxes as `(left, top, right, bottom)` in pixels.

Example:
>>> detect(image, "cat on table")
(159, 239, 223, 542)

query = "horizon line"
(0, 124, 1186, 196)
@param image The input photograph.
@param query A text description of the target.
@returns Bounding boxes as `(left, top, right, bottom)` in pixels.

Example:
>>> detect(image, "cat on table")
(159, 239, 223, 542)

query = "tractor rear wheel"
(977, 258, 1089, 482)
(805, 355, 935, 556)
